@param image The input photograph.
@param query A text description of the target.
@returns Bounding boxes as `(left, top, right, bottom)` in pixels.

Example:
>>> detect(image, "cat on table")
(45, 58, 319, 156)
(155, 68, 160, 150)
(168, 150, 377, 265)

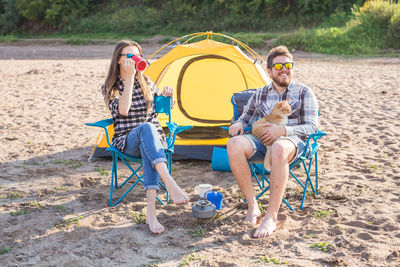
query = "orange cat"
(252, 99, 292, 171)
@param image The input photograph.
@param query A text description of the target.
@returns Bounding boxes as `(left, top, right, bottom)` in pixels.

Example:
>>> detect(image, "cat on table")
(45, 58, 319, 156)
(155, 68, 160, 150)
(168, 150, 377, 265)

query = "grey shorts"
(244, 134, 310, 164)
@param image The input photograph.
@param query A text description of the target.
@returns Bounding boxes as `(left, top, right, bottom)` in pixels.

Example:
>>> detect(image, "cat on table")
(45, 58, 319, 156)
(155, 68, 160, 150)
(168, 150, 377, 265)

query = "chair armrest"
(85, 118, 114, 147)
(303, 130, 327, 157)
(165, 122, 193, 151)
(85, 118, 113, 129)
(167, 123, 193, 135)
(309, 130, 327, 141)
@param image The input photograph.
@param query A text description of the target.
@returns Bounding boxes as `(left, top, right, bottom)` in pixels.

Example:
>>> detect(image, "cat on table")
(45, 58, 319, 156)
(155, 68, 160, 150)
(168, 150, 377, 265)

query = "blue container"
(206, 190, 223, 210)
(211, 147, 231, 172)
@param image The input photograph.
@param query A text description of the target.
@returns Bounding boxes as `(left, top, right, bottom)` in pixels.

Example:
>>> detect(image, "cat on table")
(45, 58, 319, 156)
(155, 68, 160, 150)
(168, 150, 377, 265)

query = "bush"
(354, 0, 400, 49)
(277, 0, 400, 55)
(388, 3, 400, 48)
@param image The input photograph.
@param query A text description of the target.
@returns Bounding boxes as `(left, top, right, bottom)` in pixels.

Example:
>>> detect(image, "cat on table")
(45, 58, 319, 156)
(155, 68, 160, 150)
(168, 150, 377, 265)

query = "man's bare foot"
(253, 214, 286, 238)
(244, 203, 262, 224)
(146, 215, 165, 234)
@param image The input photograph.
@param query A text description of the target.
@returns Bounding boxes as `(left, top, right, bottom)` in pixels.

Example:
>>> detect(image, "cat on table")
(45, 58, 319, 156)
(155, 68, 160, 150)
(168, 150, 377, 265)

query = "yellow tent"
(90, 32, 270, 161)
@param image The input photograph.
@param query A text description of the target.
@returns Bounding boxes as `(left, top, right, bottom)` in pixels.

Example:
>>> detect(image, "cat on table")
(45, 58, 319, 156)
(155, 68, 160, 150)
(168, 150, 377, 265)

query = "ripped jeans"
(122, 122, 166, 190)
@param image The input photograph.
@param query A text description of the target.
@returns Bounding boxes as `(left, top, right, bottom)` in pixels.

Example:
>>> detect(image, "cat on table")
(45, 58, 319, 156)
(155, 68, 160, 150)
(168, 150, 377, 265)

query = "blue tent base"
(211, 147, 265, 173)
(91, 145, 226, 162)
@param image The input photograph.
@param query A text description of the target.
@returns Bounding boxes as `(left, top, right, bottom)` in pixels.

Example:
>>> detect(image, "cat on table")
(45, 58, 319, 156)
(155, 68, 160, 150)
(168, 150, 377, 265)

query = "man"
(227, 45, 319, 238)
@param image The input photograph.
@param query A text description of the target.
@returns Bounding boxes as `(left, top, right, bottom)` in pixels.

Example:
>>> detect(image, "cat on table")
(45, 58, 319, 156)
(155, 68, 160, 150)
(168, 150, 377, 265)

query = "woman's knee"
(140, 122, 157, 135)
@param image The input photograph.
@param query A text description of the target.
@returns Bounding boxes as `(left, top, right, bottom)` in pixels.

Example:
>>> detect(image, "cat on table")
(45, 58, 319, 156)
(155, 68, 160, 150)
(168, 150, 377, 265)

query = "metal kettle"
(191, 199, 216, 219)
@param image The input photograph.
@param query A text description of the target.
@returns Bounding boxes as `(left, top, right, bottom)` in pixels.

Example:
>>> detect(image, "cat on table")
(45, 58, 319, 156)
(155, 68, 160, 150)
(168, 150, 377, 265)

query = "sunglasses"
(120, 53, 138, 59)
(272, 62, 294, 71)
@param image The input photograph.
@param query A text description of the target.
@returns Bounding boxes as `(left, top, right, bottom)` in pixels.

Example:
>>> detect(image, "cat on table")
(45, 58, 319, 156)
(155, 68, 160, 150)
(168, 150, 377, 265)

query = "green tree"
(1, 0, 21, 33)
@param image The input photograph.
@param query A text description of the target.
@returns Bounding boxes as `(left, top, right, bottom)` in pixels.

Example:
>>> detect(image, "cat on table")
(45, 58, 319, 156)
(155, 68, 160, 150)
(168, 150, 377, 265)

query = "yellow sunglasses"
(272, 62, 294, 71)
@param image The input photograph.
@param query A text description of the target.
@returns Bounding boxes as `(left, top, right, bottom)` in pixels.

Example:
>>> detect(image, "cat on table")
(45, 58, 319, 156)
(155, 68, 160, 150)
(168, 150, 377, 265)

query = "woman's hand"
(123, 57, 137, 80)
(162, 86, 175, 107)
(162, 86, 174, 97)
(118, 59, 136, 116)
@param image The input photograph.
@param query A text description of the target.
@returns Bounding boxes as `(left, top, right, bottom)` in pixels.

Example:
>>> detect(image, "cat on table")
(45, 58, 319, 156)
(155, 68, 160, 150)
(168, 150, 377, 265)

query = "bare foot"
(253, 214, 286, 238)
(146, 216, 165, 234)
(167, 183, 189, 204)
(244, 204, 262, 224)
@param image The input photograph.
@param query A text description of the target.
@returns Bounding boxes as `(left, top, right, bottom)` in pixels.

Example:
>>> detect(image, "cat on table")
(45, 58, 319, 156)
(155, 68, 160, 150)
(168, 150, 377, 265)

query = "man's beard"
(272, 73, 291, 88)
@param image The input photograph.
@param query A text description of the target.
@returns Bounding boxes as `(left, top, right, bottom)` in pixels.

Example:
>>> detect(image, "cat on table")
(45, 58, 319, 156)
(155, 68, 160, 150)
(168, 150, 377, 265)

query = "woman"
(102, 40, 189, 234)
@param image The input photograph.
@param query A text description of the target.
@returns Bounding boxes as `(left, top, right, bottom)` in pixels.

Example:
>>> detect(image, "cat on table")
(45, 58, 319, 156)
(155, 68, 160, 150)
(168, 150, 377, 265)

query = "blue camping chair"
(86, 96, 192, 206)
(229, 89, 327, 211)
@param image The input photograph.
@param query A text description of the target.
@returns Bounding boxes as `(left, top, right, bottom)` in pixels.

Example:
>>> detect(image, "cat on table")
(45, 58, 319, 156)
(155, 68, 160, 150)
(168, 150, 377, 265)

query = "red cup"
(131, 55, 148, 72)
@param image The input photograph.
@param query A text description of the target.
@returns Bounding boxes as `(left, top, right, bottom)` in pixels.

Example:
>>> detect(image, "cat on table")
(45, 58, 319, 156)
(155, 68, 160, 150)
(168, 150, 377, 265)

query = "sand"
(1, 40, 400, 266)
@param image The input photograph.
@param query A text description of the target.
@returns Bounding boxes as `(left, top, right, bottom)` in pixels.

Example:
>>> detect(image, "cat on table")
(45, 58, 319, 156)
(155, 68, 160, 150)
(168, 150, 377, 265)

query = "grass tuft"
(310, 242, 331, 252)
(1, 191, 24, 199)
(53, 159, 84, 169)
(314, 209, 335, 219)
(10, 210, 30, 216)
(56, 215, 83, 230)
(0, 247, 11, 255)
(187, 225, 207, 238)
(256, 256, 288, 264)
(179, 253, 204, 266)
(130, 212, 146, 224)
(94, 167, 109, 176)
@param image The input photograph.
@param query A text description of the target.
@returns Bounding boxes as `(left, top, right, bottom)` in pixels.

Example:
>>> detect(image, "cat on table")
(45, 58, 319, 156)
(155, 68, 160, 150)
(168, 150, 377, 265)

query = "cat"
(252, 99, 292, 171)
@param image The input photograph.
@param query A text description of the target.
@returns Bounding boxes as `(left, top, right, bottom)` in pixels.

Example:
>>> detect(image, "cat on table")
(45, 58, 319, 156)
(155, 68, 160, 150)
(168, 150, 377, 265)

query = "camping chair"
(229, 89, 327, 211)
(86, 96, 192, 206)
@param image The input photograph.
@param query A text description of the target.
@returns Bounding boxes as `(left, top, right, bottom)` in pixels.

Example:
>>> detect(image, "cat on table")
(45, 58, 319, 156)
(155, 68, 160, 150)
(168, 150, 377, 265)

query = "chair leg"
(158, 181, 168, 204)
(109, 154, 160, 206)
(249, 163, 294, 211)
(113, 153, 118, 189)
(315, 152, 319, 194)
(109, 151, 171, 206)
(299, 159, 316, 210)
(110, 158, 115, 207)
(250, 164, 263, 190)
(165, 151, 172, 203)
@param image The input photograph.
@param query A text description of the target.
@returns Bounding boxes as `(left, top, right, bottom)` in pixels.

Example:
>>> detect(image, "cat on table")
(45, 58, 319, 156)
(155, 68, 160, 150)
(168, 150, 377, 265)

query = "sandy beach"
(1, 40, 400, 266)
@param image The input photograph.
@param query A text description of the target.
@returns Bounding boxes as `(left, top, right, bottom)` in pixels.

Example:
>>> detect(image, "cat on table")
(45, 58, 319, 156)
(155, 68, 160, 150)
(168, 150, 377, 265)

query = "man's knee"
(227, 136, 252, 158)
(227, 137, 240, 150)
(271, 141, 292, 162)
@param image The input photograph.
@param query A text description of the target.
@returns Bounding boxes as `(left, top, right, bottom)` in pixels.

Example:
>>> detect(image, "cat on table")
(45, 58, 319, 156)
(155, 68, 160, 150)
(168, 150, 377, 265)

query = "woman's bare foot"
(154, 163, 189, 205)
(146, 215, 165, 234)
(244, 202, 262, 224)
(164, 180, 189, 204)
(145, 189, 165, 234)
(253, 214, 286, 238)
(168, 184, 189, 204)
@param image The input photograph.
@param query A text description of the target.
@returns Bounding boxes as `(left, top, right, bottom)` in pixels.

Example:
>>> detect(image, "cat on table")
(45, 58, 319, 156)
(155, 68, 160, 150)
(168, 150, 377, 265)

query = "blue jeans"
(122, 123, 167, 190)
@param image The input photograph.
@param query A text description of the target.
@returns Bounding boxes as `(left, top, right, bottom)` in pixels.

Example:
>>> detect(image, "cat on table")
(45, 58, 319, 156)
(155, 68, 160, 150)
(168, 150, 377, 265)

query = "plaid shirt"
(234, 81, 319, 141)
(108, 77, 165, 151)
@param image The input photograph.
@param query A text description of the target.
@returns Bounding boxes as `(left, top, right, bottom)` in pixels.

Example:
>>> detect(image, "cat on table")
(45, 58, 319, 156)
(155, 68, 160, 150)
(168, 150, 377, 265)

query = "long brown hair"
(102, 40, 153, 114)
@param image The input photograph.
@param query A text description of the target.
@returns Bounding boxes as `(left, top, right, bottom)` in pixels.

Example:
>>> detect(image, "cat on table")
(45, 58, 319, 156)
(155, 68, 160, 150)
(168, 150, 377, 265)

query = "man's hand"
(229, 122, 244, 136)
(259, 123, 286, 146)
